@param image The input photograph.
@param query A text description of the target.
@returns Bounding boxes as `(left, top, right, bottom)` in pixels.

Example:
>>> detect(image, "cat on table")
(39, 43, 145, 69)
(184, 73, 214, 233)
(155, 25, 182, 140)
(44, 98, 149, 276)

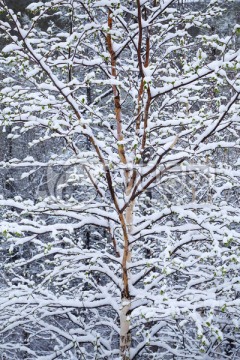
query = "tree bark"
(119, 199, 134, 360)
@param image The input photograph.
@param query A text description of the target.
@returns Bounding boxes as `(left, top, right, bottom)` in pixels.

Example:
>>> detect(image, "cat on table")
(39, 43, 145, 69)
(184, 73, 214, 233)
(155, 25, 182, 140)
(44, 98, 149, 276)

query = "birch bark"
(119, 198, 134, 359)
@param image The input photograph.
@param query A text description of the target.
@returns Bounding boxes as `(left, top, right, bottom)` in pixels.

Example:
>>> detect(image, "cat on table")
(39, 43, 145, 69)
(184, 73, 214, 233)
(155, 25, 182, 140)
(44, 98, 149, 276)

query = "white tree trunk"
(120, 298, 131, 360)
(119, 200, 134, 359)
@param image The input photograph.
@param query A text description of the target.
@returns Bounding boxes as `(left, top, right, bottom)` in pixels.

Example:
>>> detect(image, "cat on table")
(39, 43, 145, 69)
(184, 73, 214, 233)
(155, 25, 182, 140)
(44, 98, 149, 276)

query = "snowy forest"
(0, 0, 239, 359)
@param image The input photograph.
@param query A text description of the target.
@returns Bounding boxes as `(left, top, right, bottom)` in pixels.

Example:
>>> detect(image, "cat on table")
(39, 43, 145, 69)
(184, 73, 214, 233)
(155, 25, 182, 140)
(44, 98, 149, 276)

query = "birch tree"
(0, 0, 240, 359)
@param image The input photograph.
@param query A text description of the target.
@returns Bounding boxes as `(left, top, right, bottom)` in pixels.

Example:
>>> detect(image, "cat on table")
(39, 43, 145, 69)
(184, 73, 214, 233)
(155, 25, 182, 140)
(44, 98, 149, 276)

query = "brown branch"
(119, 212, 131, 299)
(141, 8, 151, 150)
(151, 50, 239, 101)
(121, 156, 184, 213)
(141, 86, 151, 149)
(106, 9, 127, 165)
(137, 0, 144, 78)
(110, 232, 120, 258)
(193, 92, 239, 150)
(7, 7, 122, 215)
(82, 165, 104, 198)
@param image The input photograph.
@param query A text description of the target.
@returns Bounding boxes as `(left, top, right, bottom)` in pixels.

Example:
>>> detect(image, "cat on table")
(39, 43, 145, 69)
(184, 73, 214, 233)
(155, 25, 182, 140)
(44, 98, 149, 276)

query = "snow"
(2, 44, 21, 53)
(27, 2, 44, 11)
